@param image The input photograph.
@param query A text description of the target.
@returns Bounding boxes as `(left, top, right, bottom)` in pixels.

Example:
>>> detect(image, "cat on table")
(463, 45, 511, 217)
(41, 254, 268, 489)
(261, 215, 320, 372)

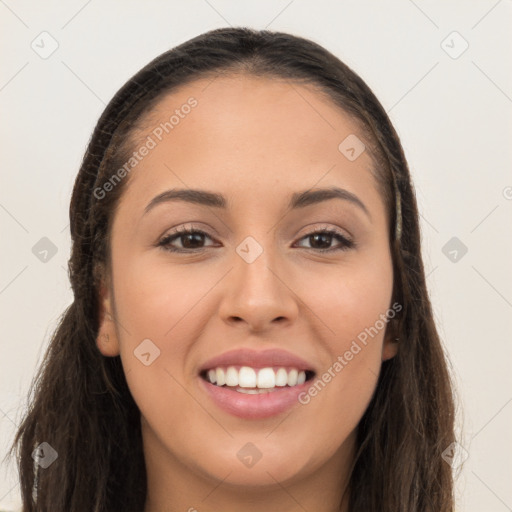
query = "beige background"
(1, 1, 511, 510)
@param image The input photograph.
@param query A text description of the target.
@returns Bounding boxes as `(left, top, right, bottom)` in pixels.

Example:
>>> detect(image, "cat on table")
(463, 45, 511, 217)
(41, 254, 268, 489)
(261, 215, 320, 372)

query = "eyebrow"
(144, 186, 370, 218)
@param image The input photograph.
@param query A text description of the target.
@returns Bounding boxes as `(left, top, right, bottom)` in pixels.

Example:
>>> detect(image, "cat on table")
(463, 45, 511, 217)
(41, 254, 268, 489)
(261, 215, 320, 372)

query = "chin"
(198, 447, 311, 488)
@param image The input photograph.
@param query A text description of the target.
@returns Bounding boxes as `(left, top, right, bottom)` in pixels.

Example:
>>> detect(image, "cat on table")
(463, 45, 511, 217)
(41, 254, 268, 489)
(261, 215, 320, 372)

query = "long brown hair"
(8, 27, 456, 511)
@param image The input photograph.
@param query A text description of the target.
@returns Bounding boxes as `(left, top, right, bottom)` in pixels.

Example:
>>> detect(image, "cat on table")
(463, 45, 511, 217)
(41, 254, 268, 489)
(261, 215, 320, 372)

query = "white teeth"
(257, 368, 275, 388)
(238, 366, 257, 388)
(287, 369, 298, 386)
(236, 388, 278, 394)
(275, 368, 288, 386)
(205, 366, 310, 389)
(216, 368, 225, 386)
(225, 366, 238, 387)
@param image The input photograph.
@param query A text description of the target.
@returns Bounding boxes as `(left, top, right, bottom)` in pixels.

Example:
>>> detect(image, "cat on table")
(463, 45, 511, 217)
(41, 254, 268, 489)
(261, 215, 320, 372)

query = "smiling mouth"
(200, 366, 316, 393)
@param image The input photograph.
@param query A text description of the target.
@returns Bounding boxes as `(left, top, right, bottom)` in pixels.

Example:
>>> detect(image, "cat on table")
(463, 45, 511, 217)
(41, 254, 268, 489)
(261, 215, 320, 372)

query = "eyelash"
(157, 226, 355, 254)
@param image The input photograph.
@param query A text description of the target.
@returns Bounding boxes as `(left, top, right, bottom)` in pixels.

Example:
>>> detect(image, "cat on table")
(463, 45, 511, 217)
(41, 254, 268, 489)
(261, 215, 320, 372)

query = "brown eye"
(295, 229, 354, 252)
(158, 228, 215, 252)
(158, 227, 354, 254)
(179, 232, 206, 249)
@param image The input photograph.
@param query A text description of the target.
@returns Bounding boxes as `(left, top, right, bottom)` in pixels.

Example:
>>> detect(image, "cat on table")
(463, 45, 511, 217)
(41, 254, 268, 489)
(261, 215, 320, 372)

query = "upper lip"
(199, 348, 315, 373)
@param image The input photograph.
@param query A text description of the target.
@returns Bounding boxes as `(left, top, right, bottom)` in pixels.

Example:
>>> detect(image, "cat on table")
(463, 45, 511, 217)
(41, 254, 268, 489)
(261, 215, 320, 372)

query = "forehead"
(139, 74, 366, 157)
(118, 74, 383, 216)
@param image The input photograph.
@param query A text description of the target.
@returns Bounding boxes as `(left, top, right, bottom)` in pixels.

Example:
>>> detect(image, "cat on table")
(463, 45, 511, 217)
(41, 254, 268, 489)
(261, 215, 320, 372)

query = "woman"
(10, 27, 456, 511)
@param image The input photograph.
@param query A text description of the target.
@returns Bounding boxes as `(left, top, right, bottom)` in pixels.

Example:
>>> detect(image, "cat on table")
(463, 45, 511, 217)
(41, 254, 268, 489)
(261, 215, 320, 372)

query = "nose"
(218, 247, 299, 333)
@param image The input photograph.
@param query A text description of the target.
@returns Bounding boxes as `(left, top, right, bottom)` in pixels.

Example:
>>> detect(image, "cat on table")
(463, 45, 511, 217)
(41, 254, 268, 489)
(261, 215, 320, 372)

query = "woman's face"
(97, 75, 397, 493)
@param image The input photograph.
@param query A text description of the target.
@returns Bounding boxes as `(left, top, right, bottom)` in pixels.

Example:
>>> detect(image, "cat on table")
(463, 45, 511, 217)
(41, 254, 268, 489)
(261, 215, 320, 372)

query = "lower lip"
(199, 377, 312, 419)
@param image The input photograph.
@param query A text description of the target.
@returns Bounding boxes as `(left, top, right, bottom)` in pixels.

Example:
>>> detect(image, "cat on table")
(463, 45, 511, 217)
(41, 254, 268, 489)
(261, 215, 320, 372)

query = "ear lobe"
(96, 282, 120, 357)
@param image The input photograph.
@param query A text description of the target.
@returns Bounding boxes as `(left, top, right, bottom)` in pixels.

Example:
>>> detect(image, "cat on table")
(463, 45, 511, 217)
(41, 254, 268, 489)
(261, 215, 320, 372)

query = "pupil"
(182, 233, 204, 248)
(310, 233, 331, 249)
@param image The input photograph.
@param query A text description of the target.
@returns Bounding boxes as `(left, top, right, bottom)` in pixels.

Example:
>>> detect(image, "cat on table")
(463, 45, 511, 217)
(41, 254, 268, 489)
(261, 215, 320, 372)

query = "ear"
(96, 281, 121, 357)
(382, 318, 399, 361)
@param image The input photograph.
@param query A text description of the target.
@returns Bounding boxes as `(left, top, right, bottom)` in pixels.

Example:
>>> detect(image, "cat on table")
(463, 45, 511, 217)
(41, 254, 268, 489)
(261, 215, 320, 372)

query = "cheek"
(299, 251, 393, 409)
(109, 250, 208, 395)
(306, 254, 394, 345)
(112, 251, 211, 341)
(111, 256, 212, 432)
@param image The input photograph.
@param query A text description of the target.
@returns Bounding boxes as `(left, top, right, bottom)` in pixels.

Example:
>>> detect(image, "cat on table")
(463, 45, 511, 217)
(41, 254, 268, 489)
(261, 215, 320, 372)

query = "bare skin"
(96, 74, 398, 512)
